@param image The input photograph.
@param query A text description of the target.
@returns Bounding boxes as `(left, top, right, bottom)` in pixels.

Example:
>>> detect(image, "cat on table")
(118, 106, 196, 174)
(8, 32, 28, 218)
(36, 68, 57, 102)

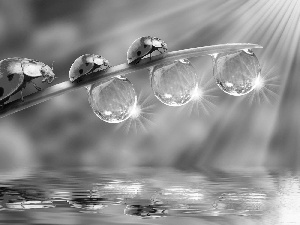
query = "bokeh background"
(0, 0, 299, 175)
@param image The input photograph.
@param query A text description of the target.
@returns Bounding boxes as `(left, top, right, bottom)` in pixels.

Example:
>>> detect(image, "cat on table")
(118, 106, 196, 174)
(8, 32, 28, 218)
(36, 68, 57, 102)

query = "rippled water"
(0, 167, 299, 225)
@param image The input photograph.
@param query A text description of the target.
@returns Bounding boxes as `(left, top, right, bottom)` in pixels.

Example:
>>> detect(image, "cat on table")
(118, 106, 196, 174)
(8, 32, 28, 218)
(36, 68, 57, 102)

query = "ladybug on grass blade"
(0, 57, 55, 106)
(69, 54, 110, 83)
(127, 36, 167, 65)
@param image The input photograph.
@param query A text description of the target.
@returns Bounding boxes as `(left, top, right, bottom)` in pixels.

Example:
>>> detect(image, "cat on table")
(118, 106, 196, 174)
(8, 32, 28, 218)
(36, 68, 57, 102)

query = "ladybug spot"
(7, 74, 15, 81)
(85, 63, 89, 66)
(0, 87, 4, 97)
(137, 51, 142, 56)
(79, 69, 84, 74)
(144, 45, 147, 48)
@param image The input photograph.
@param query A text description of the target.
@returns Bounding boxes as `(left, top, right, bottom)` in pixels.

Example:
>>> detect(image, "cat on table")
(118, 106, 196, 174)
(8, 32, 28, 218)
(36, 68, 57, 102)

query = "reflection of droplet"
(6, 200, 55, 209)
(214, 192, 266, 215)
(150, 59, 198, 106)
(88, 76, 137, 123)
(212, 49, 261, 96)
(68, 198, 107, 211)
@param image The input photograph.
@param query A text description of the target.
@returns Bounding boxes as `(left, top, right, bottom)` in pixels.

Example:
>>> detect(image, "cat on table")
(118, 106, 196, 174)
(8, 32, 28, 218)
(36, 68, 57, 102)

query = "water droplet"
(212, 49, 261, 96)
(88, 76, 137, 123)
(150, 59, 198, 106)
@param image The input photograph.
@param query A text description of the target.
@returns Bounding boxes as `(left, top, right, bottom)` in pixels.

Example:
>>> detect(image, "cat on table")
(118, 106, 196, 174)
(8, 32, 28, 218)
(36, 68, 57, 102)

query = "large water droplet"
(150, 59, 198, 106)
(212, 49, 261, 96)
(88, 76, 137, 123)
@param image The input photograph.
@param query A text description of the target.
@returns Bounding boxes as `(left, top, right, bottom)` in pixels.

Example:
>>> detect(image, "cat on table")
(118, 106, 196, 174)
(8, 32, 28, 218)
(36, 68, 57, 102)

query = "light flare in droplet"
(247, 64, 281, 105)
(116, 92, 157, 134)
(129, 104, 142, 119)
(178, 71, 219, 117)
(190, 85, 203, 101)
(253, 75, 265, 91)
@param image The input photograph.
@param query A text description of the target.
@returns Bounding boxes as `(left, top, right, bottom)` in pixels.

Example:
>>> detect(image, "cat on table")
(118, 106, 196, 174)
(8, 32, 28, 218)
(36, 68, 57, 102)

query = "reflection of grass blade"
(0, 43, 262, 119)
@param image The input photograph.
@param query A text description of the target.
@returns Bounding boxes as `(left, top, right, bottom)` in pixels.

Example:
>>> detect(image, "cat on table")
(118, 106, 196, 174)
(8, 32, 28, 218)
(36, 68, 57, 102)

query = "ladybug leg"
(30, 81, 42, 91)
(157, 48, 166, 54)
(134, 58, 141, 64)
(20, 89, 24, 102)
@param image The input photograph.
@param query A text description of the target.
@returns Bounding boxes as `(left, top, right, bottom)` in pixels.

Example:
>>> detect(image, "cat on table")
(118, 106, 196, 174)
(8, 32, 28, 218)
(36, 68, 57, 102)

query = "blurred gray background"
(0, 0, 299, 174)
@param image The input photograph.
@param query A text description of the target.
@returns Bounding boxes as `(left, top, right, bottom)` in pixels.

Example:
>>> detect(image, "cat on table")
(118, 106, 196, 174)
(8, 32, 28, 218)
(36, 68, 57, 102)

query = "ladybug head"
(160, 41, 168, 52)
(41, 64, 56, 84)
(148, 37, 167, 51)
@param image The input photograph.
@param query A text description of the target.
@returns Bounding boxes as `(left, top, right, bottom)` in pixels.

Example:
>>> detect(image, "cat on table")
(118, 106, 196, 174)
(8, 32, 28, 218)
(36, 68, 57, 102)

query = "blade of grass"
(0, 43, 262, 119)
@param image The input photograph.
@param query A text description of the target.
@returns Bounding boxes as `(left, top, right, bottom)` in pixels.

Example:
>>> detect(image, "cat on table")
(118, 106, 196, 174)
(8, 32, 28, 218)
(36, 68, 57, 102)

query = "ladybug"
(0, 57, 55, 105)
(69, 54, 110, 83)
(127, 36, 168, 65)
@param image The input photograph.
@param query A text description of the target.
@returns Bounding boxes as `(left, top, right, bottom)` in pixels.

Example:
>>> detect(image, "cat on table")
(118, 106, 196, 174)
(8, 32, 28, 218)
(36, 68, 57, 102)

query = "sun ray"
(248, 0, 285, 46)
(272, 0, 300, 109)
(259, 0, 296, 50)
(174, 0, 248, 45)
(247, 0, 282, 41)
(226, 0, 280, 42)
(273, 0, 298, 44)
(274, 0, 300, 61)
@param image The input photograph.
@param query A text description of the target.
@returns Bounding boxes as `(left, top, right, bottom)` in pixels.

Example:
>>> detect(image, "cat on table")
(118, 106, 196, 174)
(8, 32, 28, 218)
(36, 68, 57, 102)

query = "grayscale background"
(0, 0, 298, 174)
(1, 1, 300, 224)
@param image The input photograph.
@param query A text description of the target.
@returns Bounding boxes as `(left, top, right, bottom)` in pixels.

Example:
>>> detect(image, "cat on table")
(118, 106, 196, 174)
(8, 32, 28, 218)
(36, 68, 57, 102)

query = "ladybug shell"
(21, 58, 49, 78)
(0, 57, 50, 103)
(127, 36, 167, 64)
(18, 57, 55, 83)
(69, 54, 110, 82)
(0, 58, 25, 103)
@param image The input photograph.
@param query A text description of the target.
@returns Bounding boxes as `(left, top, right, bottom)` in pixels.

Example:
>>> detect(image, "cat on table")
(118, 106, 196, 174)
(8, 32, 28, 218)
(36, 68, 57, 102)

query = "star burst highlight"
(248, 63, 281, 105)
(179, 72, 219, 117)
(115, 92, 157, 134)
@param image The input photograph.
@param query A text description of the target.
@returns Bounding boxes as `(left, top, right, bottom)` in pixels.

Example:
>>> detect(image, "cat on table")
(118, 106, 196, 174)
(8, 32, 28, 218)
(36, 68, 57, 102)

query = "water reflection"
(0, 185, 54, 210)
(68, 197, 108, 212)
(0, 167, 299, 224)
(124, 204, 167, 218)
(213, 191, 267, 216)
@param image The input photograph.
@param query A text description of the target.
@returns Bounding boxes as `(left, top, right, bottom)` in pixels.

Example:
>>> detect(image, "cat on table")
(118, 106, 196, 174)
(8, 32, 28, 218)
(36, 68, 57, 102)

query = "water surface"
(0, 167, 299, 224)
